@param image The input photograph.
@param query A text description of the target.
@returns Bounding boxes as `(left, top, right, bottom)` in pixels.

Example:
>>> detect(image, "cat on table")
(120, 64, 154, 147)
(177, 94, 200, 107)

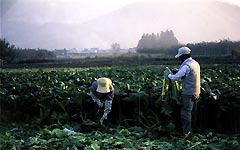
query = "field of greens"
(0, 64, 240, 149)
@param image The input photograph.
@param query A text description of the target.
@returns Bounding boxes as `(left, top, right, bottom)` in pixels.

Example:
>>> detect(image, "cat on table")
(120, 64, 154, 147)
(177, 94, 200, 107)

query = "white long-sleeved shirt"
(168, 57, 201, 95)
(168, 59, 191, 81)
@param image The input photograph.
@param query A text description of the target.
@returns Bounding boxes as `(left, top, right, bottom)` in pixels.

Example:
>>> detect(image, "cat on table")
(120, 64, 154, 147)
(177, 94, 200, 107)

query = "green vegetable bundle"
(157, 67, 182, 117)
(160, 67, 181, 104)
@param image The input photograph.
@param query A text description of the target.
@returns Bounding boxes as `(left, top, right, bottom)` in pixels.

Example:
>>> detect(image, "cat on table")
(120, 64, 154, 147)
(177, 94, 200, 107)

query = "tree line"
(137, 30, 178, 53)
(1, 32, 240, 64)
(0, 39, 15, 63)
(136, 30, 240, 56)
(186, 40, 240, 56)
(0, 38, 56, 64)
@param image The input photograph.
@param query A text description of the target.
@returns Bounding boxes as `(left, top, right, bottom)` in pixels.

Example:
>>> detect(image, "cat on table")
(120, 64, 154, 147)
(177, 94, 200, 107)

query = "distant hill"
(1, 0, 240, 49)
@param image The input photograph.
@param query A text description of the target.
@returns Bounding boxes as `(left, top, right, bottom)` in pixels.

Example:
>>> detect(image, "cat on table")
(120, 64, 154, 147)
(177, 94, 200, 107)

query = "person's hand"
(172, 68, 179, 74)
(192, 94, 200, 102)
(164, 69, 171, 77)
(100, 113, 108, 125)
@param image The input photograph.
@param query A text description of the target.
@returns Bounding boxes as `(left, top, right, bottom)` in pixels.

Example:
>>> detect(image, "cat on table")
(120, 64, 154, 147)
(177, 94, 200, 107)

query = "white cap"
(175, 47, 191, 58)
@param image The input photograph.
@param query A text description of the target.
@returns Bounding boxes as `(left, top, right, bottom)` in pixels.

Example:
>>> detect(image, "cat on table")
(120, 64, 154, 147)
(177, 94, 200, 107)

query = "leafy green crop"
(0, 64, 240, 136)
(0, 124, 239, 150)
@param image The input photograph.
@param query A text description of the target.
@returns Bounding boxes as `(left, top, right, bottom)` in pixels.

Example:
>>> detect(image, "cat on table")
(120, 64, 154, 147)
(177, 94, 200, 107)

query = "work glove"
(164, 69, 171, 77)
(100, 113, 108, 125)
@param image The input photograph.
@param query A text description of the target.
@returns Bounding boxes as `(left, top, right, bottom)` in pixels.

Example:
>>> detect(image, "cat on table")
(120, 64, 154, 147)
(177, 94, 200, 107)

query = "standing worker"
(164, 47, 200, 134)
(89, 77, 114, 125)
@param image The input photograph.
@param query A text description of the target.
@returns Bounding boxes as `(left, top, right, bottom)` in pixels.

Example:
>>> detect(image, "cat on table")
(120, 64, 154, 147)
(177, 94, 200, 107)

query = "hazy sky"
(1, 0, 142, 24)
(47, 0, 240, 23)
(81, 0, 240, 10)
(2, 0, 239, 24)
(1, 0, 240, 49)
(56, 0, 240, 19)
(45, 0, 142, 24)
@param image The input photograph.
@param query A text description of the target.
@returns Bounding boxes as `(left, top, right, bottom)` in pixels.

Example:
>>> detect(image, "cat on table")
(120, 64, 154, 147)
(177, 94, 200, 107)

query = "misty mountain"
(1, 0, 240, 50)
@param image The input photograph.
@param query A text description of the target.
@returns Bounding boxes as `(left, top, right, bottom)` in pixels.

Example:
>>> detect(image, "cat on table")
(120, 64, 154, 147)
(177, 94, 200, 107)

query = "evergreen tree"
(0, 38, 15, 62)
(137, 30, 179, 53)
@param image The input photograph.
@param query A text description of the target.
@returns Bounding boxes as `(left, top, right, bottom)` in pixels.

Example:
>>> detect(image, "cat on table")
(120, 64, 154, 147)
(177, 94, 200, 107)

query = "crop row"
(1, 124, 239, 150)
(0, 65, 240, 134)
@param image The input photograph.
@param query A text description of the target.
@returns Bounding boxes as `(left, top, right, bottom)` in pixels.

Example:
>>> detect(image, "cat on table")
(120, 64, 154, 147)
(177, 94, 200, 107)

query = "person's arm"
(89, 82, 102, 107)
(101, 86, 114, 123)
(104, 86, 114, 116)
(100, 97, 112, 125)
(168, 65, 190, 81)
(103, 100, 112, 116)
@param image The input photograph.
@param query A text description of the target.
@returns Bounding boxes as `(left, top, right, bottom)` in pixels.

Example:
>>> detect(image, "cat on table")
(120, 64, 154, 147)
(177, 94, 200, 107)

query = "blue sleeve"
(90, 81, 97, 93)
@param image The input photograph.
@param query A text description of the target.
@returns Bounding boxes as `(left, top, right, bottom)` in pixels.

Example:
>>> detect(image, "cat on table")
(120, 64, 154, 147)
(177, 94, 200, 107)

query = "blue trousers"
(181, 95, 194, 134)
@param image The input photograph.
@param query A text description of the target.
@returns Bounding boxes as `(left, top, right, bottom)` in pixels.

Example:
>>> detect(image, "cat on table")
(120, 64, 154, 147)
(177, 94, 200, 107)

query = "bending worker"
(164, 46, 200, 134)
(89, 77, 114, 125)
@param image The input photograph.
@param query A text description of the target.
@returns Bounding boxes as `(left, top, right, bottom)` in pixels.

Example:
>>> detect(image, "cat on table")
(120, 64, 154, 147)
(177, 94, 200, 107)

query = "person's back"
(181, 58, 200, 96)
